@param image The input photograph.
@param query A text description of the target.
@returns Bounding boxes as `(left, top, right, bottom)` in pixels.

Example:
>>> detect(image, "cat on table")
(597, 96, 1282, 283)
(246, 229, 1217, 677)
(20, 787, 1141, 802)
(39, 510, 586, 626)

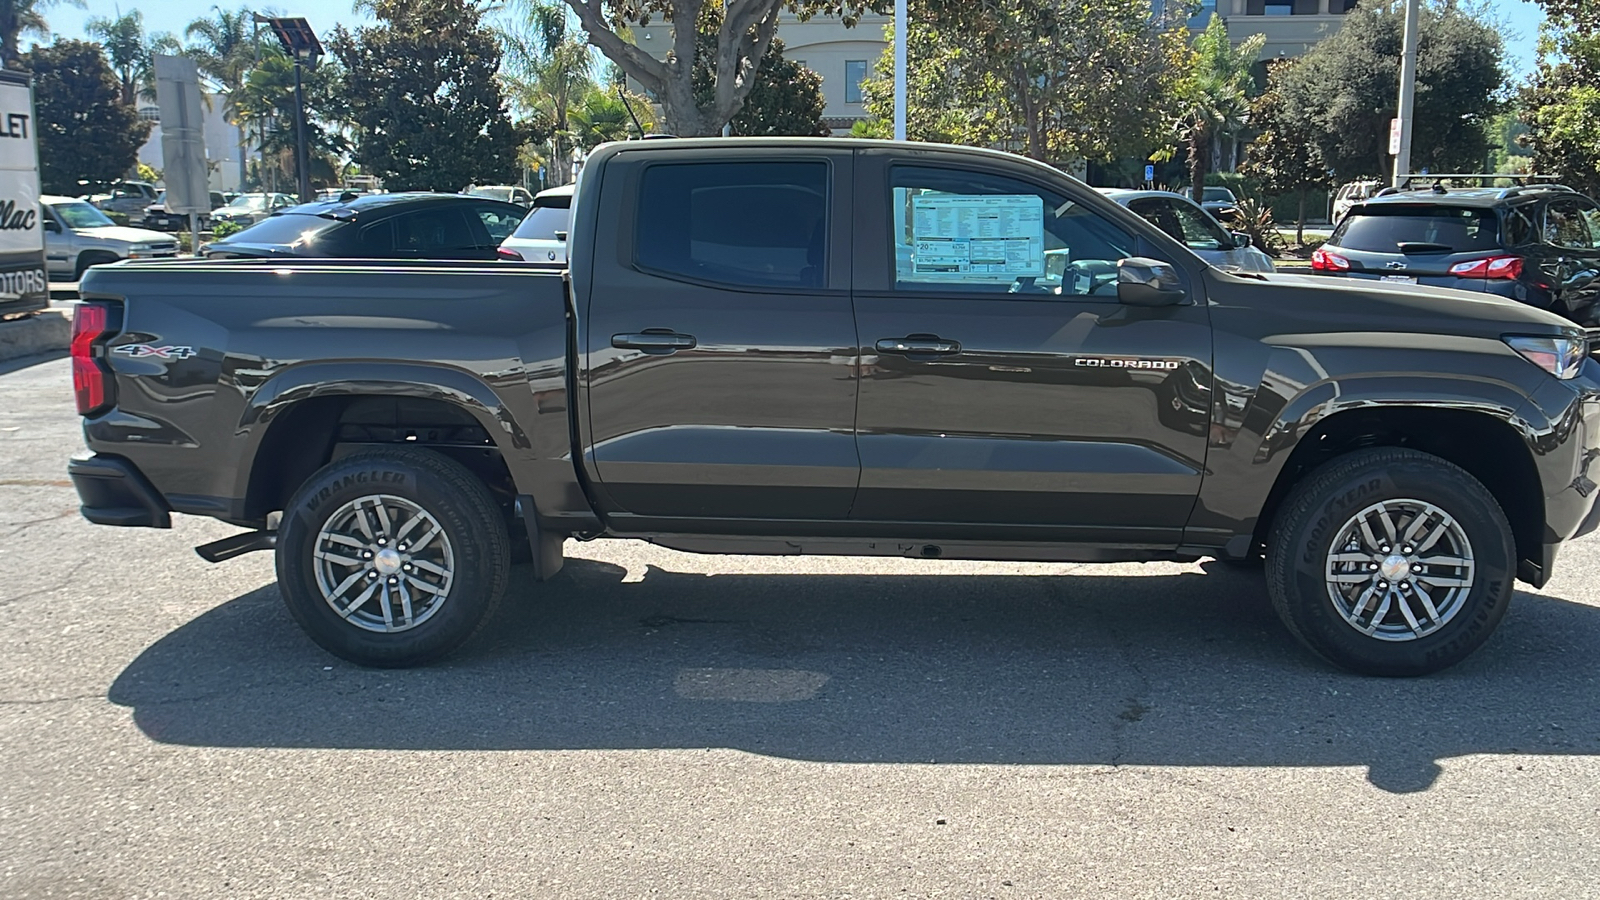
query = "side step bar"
(195, 530, 277, 563)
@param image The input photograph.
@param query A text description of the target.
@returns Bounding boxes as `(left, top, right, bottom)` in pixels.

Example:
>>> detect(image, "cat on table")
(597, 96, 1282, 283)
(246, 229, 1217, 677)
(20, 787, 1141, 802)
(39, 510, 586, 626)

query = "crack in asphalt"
(0, 558, 92, 607)
(0, 508, 77, 542)
(1043, 569, 1154, 769)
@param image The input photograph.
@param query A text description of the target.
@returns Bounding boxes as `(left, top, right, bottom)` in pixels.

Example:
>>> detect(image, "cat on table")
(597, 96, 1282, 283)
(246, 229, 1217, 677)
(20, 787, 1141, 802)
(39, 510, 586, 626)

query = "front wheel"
(1266, 448, 1515, 676)
(276, 448, 510, 667)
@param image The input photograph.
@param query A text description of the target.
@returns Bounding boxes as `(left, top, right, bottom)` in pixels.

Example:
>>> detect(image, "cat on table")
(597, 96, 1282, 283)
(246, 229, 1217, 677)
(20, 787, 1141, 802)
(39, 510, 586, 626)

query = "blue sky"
(47, 0, 1550, 76)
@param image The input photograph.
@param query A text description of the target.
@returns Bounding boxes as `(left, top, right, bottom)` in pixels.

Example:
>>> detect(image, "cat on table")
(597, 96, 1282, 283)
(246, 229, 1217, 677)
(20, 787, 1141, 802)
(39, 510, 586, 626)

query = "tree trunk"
(1189, 125, 1210, 204)
(1296, 190, 1306, 247)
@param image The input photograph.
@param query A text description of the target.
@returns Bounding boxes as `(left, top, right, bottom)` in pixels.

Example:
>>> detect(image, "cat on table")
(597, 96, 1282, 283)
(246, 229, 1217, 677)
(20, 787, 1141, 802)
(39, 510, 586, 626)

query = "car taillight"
(1311, 247, 1350, 272)
(496, 247, 523, 261)
(71, 302, 116, 416)
(1448, 255, 1523, 280)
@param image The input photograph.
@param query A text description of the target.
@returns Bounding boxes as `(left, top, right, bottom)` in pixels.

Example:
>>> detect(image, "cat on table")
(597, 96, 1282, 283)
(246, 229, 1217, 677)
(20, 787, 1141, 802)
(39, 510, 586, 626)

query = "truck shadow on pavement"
(109, 558, 1600, 794)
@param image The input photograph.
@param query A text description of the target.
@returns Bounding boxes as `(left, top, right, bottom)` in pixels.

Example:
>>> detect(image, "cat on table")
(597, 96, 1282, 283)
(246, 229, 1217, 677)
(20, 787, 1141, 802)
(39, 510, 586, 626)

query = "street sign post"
(154, 55, 209, 257)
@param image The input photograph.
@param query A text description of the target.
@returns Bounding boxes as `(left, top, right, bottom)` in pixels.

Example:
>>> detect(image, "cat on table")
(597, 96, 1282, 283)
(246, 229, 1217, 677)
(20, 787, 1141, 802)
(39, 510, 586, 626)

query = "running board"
(195, 530, 277, 563)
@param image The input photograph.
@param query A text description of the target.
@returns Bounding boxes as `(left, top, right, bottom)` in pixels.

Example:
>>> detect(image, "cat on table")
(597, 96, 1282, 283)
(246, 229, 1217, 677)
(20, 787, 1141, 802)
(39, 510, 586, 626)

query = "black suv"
(1312, 184, 1600, 325)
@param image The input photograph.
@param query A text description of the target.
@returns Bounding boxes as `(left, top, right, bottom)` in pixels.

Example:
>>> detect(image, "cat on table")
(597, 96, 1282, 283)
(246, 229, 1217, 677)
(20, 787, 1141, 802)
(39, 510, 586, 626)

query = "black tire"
(1266, 448, 1515, 677)
(74, 252, 119, 280)
(276, 447, 510, 667)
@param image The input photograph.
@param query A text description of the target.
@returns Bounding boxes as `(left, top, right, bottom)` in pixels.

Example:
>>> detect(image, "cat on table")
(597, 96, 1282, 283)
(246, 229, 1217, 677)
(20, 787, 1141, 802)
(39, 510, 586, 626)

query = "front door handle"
(875, 335, 961, 356)
(612, 329, 698, 354)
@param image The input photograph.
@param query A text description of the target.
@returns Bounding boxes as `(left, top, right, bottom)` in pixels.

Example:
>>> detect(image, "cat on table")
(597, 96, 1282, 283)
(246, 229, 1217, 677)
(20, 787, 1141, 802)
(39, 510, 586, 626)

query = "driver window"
(890, 165, 1134, 298)
(1169, 199, 1230, 251)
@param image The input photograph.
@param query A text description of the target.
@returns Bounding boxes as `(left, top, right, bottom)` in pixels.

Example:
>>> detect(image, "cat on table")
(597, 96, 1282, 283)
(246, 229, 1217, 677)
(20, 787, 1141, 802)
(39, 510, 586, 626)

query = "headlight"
(1504, 334, 1587, 380)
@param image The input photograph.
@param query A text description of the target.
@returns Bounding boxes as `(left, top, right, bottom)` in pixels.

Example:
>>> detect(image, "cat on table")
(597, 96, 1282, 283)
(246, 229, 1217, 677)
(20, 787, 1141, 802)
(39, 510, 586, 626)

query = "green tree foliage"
(331, 0, 527, 191)
(562, 0, 876, 136)
(85, 9, 180, 105)
(1176, 15, 1264, 202)
(25, 40, 151, 194)
(859, 0, 1185, 164)
(499, 0, 594, 185)
(569, 86, 652, 149)
(859, 20, 970, 144)
(233, 45, 350, 191)
(0, 0, 78, 70)
(1520, 1, 1600, 195)
(692, 5, 826, 137)
(1270, 0, 1505, 181)
(1239, 61, 1332, 245)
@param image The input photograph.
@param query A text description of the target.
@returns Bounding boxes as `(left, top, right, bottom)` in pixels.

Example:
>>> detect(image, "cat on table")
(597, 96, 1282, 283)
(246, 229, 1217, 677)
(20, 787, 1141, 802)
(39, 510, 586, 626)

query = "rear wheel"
(1266, 448, 1515, 676)
(74, 252, 120, 280)
(276, 448, 510, 667)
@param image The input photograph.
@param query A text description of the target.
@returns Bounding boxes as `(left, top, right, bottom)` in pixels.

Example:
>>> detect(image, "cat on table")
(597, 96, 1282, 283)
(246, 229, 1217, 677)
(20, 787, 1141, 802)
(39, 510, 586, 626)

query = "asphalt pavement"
(3, 353, 1598, 899)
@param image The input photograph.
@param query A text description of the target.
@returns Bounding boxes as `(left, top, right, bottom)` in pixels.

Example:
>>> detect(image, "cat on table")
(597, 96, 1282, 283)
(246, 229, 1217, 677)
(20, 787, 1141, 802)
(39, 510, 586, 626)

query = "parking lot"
(4, 350, 1600, 898)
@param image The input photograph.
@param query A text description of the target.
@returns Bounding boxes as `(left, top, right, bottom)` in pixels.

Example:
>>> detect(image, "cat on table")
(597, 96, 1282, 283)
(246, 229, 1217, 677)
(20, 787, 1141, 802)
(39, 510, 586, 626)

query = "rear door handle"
(612, 329, 698, 354)
(875, 336, 961, 356)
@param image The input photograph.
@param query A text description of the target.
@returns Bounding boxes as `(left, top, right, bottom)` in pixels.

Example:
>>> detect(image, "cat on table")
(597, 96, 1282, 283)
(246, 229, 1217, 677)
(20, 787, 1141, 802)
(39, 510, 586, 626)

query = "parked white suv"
(1332, 180, 1383, 224)
(41, 196, 178, 280)
(498, 184, 574, 264)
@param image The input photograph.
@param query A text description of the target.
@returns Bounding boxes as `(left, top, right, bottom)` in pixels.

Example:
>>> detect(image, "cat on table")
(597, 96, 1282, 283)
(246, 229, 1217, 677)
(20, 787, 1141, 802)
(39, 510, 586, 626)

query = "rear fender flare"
(234, 361, 533, 501)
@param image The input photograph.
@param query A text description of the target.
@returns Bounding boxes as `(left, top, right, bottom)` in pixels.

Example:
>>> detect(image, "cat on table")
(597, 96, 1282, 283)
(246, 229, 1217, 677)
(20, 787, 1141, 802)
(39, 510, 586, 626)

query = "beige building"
(630, 12, 890, 134)
(1175, 0, 1358, 58)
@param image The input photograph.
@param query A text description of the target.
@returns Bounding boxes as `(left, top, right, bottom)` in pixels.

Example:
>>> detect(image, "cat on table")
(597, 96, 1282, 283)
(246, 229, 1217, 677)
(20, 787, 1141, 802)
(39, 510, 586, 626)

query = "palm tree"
(185, 6, 256, 190)
(84, 9, 179, 107)
(498, 0, 595, 185)
(1, 0, 82, 70)
(1177, 15, 1265, 203)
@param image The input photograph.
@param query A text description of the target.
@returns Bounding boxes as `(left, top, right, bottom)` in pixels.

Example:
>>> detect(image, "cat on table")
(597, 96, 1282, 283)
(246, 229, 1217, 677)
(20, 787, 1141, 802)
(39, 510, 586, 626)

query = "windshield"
(225, 194, 272, 211)
(1332, 205, 1501, 253)
(51, 201, 115, 229)
(1202, 187, 1236, 203)
(218, 213, 343, 246)
(511, 205, 571, 241)
(468, 187, 513, 202)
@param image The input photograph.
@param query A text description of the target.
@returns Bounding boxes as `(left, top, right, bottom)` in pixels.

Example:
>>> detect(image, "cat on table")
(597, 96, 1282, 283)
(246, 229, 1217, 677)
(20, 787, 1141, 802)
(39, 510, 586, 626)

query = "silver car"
(210, 192, 297, 228)
(41, 196, 178, 281)
(1100, 189, 1276, 274)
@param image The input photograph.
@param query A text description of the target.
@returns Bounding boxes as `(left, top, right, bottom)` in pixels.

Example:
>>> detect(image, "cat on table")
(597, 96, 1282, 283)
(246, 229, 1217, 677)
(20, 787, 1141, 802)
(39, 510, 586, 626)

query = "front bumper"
(69, 454, 171, 528)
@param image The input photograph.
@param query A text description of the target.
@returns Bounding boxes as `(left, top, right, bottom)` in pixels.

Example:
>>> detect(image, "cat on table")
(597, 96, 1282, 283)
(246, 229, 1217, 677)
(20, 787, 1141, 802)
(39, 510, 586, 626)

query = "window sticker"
(909, 194, 1045, 281)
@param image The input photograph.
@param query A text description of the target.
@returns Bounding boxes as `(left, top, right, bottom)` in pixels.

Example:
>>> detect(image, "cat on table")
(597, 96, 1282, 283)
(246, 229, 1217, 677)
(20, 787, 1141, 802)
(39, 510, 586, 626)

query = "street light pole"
(893, 0, 907, 141)
(1392, 0, 1420, 186)
(293, 59, 311, 202)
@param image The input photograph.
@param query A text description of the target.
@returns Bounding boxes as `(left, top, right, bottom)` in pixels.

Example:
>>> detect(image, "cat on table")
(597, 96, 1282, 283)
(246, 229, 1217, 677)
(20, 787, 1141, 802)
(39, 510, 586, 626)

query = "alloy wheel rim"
(312, 494, 455, 633)
(1323, 498, 1475, 642)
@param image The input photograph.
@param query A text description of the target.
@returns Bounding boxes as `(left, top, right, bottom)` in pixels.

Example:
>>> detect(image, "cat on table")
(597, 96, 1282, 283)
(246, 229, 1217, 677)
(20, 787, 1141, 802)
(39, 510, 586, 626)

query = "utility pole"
(893, 0, 907, 141)
(1392, 0, 1420, 186)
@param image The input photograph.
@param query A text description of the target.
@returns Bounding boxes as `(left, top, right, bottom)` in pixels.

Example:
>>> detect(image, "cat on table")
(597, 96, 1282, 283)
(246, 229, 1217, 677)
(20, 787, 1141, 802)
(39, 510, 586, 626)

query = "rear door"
(580, 147, 860, 527)
(848, 151, 1212, 544)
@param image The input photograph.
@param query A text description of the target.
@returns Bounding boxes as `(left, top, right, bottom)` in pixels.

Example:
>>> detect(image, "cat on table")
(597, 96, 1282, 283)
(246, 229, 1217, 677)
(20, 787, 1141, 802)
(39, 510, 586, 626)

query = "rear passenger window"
(1545, 199, 1597, 250)
(635, 161, 828, 289)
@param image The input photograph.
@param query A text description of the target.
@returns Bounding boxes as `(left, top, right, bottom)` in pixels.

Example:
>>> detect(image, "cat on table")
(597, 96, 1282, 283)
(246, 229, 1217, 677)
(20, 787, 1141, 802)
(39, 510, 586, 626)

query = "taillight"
(496, 247, 523, 261)
(1449, 255, 1523, 280)
(1311, 247, 1350, 272)
(71, 302, 116, 416)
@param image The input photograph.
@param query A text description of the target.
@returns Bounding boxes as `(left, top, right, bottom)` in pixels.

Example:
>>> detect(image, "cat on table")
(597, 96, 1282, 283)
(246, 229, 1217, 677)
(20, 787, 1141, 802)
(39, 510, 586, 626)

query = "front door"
(581, 150, 859, 528)
(848, 153, 1213, 545)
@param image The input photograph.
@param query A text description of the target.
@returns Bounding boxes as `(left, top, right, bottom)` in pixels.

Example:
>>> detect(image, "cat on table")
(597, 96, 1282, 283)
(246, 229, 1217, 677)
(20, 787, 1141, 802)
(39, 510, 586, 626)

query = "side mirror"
(554, 230, 569, 242)
(1117, 257, 1186, 307)
(1230, 231, 1252, 249)
(43, 219, 60, 233)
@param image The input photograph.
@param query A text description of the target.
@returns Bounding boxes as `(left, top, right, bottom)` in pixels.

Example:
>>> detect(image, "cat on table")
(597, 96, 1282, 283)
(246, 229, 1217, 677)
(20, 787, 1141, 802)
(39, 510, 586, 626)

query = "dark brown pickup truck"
(67, 137, 1600, 675)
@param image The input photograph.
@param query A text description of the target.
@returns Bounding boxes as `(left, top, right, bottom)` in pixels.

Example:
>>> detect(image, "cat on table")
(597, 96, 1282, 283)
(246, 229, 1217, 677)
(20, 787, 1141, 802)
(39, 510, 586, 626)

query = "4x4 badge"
(114, 344, 196, 360)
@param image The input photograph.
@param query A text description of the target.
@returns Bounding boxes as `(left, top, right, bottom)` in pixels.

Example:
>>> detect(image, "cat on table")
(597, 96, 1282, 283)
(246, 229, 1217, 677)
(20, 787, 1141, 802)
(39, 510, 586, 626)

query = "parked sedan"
(210, 192, 297, 229)
(202, 192, 528, 260)
(82, 180, 159, 218)
(41, 196, 178, 280)
(1201, 186, 1240, 222)
(1100, 189, 1276, 273)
